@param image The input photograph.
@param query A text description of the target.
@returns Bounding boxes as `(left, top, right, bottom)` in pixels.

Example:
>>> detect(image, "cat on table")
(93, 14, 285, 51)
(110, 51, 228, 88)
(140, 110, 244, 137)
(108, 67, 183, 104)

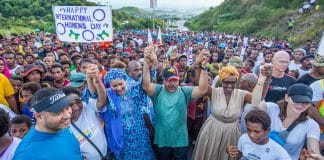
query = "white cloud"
(90, 0, 223, 9)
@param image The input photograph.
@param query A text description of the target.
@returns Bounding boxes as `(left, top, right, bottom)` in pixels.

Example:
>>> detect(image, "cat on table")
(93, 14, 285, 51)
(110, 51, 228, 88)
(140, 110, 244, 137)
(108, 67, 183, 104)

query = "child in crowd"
(10, 115, 32, 139)
(227, 110, 291, 160)
(20, 82, 41, 121)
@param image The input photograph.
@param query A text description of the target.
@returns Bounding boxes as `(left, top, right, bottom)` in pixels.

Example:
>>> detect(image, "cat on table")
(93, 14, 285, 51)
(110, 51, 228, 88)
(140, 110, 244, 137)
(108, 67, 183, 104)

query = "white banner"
(52, 6, 113, 42)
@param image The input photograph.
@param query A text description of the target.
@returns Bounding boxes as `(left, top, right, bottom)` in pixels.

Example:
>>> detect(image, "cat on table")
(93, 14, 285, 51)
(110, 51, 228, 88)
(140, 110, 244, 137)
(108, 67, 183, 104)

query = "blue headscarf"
(104, 68, 128, 87)
(101, 68, 127, 155)
(100, 88, 123, 155)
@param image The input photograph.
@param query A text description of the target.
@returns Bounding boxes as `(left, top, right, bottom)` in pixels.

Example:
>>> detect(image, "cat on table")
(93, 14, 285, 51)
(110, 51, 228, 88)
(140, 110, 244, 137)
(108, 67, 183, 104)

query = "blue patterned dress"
(114, 89, 154, 160)
(102, 70, 156, 160)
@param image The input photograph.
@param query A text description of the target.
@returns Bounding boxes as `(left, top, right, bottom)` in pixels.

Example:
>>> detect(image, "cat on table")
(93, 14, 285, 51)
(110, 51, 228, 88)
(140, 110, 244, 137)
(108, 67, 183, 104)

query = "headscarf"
(219, 66, 239, 81)
(101, 68, 128, 155)
(0, 57, 12, 79)
(104, 68, 128, 86)
(100, 88, 123, 155)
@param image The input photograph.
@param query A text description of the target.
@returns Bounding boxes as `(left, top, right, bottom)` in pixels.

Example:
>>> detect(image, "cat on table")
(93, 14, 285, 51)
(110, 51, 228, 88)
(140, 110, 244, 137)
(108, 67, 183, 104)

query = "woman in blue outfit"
(101, 68, 154, 160)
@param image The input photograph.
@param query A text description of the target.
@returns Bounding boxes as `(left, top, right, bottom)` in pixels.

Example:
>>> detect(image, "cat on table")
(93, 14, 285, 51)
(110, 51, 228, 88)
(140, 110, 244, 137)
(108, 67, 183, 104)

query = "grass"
(0, 26, 33, 36)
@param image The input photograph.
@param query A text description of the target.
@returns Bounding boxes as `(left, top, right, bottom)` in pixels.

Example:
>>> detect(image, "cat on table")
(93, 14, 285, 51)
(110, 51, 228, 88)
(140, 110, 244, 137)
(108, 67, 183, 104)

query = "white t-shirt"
(0, 104, 17, 119)
(238, 133, 291, 160)
(298, 68, 311, 79)
(9, 65, 21, 76)
(265, 102, 320, 160)
(310, 79, 324, 102)
(0, 137, 21, 160)
(70, 98, 107, 160)
(240, 104, 255, 134)
(289, 61, 301, 71)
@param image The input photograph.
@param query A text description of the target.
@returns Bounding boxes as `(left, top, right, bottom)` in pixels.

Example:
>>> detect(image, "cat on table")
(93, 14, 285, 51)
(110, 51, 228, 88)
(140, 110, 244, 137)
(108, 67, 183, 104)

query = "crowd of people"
(0, 30, 323, 160)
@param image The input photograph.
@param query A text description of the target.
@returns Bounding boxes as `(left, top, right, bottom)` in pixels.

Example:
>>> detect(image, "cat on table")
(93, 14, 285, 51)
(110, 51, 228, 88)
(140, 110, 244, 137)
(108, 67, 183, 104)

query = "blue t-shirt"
(13, 126, 82, 160)
(22, 103, 34, 122)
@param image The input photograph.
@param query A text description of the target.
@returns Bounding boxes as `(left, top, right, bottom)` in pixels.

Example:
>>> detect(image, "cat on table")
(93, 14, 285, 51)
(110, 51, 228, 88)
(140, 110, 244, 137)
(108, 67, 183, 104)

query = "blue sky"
(89, 0, 224, 9)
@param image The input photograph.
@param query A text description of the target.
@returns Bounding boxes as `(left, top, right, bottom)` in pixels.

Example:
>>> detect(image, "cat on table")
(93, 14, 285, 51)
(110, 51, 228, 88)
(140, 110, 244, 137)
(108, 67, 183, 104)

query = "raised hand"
(86, 64, 99, 79)
(196, 49, 210, 66)
(260, 63, 272, 81)
(170, 47, 178, 60)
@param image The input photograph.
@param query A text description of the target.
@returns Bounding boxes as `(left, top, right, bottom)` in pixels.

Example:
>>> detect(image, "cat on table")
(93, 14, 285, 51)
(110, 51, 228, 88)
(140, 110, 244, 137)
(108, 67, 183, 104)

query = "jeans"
(155, 146, 188, 160)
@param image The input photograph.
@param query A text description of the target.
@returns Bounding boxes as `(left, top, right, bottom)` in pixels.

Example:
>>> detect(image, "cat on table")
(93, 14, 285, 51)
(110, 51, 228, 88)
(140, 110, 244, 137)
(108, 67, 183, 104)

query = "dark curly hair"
(0, 108, 10, 137)
(245, 109, 271, 131)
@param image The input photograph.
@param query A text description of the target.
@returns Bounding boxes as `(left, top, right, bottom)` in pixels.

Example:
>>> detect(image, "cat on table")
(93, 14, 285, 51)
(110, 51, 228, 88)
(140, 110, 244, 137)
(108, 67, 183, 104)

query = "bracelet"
(200, 66, 208, 71)
(192, 64, 200, 69)
(264, 80, 272, 85)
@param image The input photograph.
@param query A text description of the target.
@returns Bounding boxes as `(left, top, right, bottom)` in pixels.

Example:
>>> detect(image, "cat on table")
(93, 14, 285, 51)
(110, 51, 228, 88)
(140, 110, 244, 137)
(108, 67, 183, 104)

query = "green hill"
(0, 1, 163, 35)
(118, 7, 150, 18)
(185, 0, 324, 47)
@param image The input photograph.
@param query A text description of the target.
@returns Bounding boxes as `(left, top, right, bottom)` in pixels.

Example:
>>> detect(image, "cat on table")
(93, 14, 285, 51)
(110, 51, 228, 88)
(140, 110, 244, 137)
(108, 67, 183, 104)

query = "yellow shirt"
(0, 73, 15, 107)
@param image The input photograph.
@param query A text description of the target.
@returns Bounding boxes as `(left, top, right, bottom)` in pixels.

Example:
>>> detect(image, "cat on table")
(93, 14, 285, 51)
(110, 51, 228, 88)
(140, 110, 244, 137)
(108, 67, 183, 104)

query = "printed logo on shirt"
(76, 125, 97, 144)
(270, 86, 287, 91)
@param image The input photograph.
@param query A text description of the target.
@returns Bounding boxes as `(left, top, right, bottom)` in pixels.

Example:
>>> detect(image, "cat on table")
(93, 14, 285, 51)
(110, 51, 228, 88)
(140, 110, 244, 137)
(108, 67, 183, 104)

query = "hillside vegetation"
(0, 0, 163, 35)
(185, 0, 324, 47)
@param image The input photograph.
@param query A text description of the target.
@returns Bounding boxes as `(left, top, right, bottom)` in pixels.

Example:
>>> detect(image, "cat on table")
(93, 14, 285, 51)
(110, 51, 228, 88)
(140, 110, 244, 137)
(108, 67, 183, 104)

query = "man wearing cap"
(142, 46, 208, 160)
(13, 88, 82, 160)
(23, 64, 52, 87)
(121, 52, 132, 66)
(69, 73, 87, 94)
(297, 55, 324, 85)
(297, 54, 314, 78)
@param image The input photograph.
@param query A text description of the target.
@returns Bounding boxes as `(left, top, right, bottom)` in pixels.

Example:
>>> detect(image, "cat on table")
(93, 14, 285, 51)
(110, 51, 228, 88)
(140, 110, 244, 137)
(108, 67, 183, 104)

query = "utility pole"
(152, 7, 155, 30)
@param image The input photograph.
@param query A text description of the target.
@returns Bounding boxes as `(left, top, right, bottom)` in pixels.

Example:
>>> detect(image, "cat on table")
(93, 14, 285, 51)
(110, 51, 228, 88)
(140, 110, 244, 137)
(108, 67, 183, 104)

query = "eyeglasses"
(278, 61, 289, 64)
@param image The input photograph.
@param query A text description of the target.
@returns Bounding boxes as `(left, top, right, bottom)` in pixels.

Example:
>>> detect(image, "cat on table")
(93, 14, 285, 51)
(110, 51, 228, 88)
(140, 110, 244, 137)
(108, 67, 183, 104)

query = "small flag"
(157, 27, 162, 44)
(150, 0, 157, 9)
(317, 31, 324, 56)
(148, 28, 153, 45)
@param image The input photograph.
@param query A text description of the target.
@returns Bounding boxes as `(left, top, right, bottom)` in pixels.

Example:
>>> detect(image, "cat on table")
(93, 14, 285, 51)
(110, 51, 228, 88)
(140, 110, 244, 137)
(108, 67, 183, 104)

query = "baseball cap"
(301, 54, 314, 63)
(163, 66, 179, 81)
(23, 64, 42, 78)
(121, 52, 131, 58)
(177, 54, 187, 61)
(287, 83, 313, 104)
(310, 56, 324, 67)
(228, 56, 243, 68)
(30, 88, 73, 113)
(68, 73, 86, 88)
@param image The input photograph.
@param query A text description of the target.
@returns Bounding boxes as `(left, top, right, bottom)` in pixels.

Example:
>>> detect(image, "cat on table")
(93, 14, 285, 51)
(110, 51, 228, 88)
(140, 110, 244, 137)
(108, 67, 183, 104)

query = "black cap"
(163, 66, 179, 81)
(287, 83, 313, 104)
(30, 88, 73, 113)
(177, 54, 187, 61)
(300, 54, 314, 63)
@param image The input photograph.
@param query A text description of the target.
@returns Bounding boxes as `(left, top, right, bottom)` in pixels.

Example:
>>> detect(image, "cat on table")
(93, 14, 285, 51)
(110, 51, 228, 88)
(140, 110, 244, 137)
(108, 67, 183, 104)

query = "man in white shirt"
(289, 48, 306, 70)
